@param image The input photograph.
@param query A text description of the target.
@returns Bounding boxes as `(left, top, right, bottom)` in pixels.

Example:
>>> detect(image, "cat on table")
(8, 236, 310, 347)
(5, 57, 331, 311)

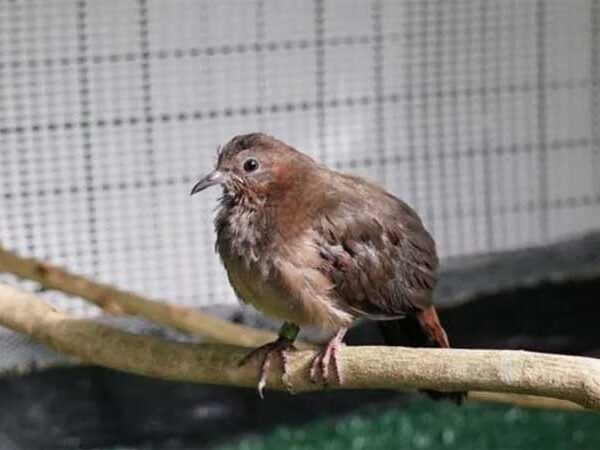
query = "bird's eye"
(243, 158, 259, 173)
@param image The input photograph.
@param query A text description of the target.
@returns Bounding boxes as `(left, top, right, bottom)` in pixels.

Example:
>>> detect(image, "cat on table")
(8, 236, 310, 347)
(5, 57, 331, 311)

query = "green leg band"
(278, 321, 300, 342)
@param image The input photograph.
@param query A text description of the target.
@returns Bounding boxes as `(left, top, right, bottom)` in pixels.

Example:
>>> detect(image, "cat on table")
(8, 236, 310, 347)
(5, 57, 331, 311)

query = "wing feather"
(313, 173, 438, 319)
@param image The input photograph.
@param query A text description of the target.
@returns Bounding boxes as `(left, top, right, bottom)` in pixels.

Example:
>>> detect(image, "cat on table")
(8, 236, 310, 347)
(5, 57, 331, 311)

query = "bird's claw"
(239, 338, 297, 398)
(310, 329, 346, 386)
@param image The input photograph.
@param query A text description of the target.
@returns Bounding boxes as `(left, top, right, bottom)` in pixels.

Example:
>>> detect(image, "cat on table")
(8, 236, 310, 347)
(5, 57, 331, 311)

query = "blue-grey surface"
(435, 231, 600, 307)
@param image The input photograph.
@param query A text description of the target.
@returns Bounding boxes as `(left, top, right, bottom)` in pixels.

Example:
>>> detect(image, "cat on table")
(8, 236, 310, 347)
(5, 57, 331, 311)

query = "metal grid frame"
(1, 0, 599, 314)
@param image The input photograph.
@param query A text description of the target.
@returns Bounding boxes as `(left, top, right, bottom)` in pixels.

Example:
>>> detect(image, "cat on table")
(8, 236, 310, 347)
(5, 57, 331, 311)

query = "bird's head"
(190, 133, 316, 200)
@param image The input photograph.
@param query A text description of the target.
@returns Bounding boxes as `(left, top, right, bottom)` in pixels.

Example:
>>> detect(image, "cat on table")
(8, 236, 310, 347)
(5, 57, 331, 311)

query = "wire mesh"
(0, 1, 599, 329)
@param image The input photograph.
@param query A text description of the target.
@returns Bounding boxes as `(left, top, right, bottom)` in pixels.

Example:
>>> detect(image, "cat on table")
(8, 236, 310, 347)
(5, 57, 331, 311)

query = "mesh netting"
(0, 0, 599, 369)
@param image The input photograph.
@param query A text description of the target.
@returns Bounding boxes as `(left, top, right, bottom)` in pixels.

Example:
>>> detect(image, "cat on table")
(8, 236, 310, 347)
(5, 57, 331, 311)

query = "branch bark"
(467, 391, 586, 412)
(0, 283, 599, 411)
(0, 244, 314, 349)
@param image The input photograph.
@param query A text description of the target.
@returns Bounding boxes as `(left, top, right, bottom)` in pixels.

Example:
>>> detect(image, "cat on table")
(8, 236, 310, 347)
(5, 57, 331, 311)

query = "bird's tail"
(377, 306, 466, 404)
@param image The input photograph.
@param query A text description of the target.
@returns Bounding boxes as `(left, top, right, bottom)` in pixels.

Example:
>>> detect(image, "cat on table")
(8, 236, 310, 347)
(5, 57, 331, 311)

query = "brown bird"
(191, 133, 464, 402)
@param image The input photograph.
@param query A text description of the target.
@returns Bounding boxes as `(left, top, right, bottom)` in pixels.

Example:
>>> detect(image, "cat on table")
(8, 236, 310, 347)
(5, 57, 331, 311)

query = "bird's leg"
(238, 321, 300, 398)
(310, 328, 347, 386)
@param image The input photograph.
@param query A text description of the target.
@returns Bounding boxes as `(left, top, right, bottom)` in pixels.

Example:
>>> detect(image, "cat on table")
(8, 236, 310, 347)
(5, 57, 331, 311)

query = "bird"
(191, 132, 464, 403)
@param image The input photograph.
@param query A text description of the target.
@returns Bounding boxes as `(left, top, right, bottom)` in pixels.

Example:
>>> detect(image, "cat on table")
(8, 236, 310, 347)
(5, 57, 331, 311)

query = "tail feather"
(378, 306, 466, 405)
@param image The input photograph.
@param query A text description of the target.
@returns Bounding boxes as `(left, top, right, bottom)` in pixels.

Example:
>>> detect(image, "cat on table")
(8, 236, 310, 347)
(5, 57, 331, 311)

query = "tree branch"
(467, 391, 586, 412)
(0, 283, 599, 411)
(0, 244, 314, 349)
(0, 245, 597, 412)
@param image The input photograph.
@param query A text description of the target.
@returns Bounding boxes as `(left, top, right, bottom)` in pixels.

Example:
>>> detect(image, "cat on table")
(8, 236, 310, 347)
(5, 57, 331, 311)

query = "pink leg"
(310, 328, 348, 386)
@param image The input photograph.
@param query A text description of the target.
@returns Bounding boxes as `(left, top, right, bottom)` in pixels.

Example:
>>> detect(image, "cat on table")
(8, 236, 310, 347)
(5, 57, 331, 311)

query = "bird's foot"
(239, 338, 297, 398)
(239, 322, 299, 398)
(310, 328, 347, 386)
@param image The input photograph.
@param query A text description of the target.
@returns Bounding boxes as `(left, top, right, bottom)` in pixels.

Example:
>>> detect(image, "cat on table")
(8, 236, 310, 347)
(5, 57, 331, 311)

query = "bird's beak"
(190, 170, 224, 196)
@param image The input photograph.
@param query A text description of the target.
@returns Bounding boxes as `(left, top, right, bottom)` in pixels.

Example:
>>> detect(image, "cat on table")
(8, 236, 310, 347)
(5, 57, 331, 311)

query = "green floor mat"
(220, 399, 600, 450)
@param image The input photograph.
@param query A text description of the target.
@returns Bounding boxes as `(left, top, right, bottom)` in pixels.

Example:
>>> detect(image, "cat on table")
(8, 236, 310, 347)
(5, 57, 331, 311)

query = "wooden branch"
(468, 391, 585, 412)
(1, 283, 599, 411)
(0, 244, 596, 412)
(0, 244, 314, 349)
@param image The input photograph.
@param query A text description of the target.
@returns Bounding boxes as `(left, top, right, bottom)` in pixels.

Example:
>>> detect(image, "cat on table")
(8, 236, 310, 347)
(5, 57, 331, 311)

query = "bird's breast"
(215, 205, 354, 330)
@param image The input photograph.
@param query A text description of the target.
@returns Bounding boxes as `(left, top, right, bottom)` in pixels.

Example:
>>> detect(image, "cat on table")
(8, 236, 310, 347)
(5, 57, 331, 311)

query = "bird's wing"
(313, 174, 438, 319)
